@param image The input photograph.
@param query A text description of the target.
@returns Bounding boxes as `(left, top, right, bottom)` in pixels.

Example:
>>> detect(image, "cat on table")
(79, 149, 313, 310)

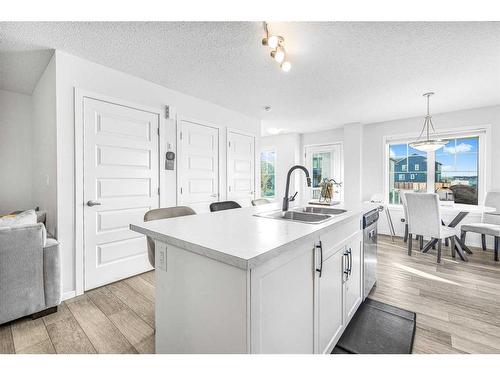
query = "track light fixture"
(262, 22, 291, 72)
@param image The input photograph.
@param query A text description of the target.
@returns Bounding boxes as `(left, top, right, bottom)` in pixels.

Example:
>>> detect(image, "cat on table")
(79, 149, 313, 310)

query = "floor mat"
(332, 298, 416, 354)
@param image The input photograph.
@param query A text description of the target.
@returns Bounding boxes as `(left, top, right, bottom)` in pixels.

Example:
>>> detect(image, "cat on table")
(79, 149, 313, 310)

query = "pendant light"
(409, 92, 448, 152)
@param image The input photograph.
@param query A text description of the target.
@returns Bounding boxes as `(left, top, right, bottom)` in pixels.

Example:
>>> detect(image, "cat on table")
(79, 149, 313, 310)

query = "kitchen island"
(130, 202, 372, 354)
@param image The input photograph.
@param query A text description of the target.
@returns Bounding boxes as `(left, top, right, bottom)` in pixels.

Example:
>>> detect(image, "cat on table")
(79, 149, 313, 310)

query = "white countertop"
(131, 201, 378, 270)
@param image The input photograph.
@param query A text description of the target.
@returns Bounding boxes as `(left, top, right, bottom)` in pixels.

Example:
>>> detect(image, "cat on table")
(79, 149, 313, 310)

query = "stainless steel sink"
(298, 207, 347, 215)
(254, 210, 333, 224)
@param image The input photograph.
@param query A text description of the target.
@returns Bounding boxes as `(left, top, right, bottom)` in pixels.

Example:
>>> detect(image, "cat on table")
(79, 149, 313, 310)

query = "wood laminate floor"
(0, 272, 155, 354)
(370, 235, 500, 354)
(1, 234, 500, 354)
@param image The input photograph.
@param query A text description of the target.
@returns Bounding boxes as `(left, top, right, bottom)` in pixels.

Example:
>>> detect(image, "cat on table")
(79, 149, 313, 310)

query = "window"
(435, 137, 479, 205)
(388, 135, 481, 205)
(388, 143, 428, 204)
(260, 150, 276, 198)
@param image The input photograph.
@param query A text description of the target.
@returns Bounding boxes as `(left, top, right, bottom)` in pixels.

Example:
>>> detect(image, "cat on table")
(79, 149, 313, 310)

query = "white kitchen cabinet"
(315, 229, 362, 354)
(250, 239, 315, 353)
(316, 248, 344, 353)
(343, 233, 363, 324)
(137, 206, 365, 354)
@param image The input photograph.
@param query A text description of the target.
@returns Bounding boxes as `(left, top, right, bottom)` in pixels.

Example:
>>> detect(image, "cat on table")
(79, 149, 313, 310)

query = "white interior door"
(227, 130, 255, 207)
(83, 97, 159, 290)
(305, 144, 343, 202)
(178, 119, 220, 212)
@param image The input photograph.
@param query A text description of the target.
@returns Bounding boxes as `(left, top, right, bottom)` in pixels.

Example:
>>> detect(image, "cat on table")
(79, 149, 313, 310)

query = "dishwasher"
(363, 208, 379, 300)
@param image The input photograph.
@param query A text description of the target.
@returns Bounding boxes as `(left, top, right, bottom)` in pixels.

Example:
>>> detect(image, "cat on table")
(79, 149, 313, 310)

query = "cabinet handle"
(315, 241, 323, 277)
(343, 251, 349, 281)
(348, 248, 352, 275)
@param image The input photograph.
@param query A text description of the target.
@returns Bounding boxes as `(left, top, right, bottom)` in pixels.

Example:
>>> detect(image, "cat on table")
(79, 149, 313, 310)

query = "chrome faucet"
(282, 165, 312, 212)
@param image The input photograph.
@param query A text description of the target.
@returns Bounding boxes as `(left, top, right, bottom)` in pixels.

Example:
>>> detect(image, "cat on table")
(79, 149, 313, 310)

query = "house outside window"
(260, 150, 276, 198)
(388, 135, 480, 205)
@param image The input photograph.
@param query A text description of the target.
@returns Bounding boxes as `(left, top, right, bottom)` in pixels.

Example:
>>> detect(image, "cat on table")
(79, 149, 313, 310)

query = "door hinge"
(180, 131, 183, 140)
(228, 141, 231, 148)
(157, 127, 160, 136)
(180, 187, 183, 194)
(228, 186, 232, 192)
(165, 105, 170, 119)
(158, 187, 160, 195)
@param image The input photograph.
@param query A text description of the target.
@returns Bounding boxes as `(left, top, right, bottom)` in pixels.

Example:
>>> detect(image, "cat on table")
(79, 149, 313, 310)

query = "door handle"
(315, 241, 323, 277)
(87, 200, 101, 207)
(210, 194, 218, 198)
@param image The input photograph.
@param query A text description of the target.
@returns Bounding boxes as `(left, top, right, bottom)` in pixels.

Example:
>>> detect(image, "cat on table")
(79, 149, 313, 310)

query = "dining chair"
(400, 190, 410, 243)
(400, 190, 425, 249)
(460, 191, 500, 261)
(144, 206, 196, 267)
(405, 193, 460, 263)
(209, 200, 242, 212)
(251, 198, 271, 206)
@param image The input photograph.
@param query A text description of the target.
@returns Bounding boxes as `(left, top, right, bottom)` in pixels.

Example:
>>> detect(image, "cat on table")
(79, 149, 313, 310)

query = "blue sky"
(389, 137, 478, 175)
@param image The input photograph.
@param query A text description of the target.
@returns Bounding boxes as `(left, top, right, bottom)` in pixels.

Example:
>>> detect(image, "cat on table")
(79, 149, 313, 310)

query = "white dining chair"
(400, 190, 410, 242)
(400, 190, 425, 249)
(460, 191, 500, 261)
(405, 193, 460, 263)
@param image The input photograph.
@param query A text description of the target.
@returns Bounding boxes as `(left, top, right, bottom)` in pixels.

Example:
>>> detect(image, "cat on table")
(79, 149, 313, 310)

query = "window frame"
(384, 126, 490, 206)
(260, 148, 277, 198)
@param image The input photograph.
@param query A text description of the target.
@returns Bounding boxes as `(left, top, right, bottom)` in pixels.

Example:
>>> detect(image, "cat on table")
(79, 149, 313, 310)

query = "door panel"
(83, 97, 159, 290)
(178, 120, 219, 212)
(227, 131, 255, 207)
(344, 234, 363, 323)
(317, 249, 344, 353)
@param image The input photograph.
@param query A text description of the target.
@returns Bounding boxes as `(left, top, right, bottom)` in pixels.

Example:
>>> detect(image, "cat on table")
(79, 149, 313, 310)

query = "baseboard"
(62, 290, 77, 301)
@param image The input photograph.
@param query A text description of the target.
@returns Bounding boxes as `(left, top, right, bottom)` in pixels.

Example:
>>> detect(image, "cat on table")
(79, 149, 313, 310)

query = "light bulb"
(281, 61, 291, 72)
(267, 35, 279, 49)
(271, 49, 285, 64)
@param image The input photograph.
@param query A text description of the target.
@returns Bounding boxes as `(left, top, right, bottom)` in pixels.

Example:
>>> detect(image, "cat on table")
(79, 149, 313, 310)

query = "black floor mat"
(332, 298, 416, 354)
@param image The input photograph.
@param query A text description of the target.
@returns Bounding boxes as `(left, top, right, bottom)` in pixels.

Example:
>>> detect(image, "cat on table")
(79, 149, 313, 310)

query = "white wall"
(0, 89, 33, 214)
(31, 55, 57, 234)
(343, 123, 363, 210)
(54, 51, 261, 295)
(300, 128, 344, 149)
(260, 133, 301, 203)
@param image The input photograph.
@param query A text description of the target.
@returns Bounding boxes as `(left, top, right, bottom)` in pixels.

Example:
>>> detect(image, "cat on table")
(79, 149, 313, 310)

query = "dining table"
(420, 203, 498, 262)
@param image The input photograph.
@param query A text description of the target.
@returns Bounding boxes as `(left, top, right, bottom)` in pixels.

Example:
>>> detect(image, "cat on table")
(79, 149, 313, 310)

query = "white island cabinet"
(130, 203, 364, 354)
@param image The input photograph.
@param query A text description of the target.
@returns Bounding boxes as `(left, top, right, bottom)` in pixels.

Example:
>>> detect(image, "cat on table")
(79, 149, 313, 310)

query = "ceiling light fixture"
(409, 92, 448, 152)
(262, 22, 291, 72)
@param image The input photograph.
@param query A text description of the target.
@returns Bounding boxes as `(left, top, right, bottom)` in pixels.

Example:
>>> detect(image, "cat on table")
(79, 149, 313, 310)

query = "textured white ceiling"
(1, 22, 499, 134)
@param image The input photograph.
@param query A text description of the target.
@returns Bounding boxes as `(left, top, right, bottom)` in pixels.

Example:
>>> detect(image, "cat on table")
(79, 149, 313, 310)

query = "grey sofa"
(0, 223, 61, 324)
